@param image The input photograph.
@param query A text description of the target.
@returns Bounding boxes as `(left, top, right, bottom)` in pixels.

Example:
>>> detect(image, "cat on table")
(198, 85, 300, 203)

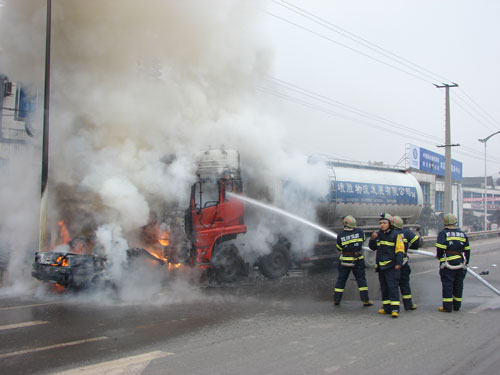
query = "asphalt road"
(1, 237, 500, 375)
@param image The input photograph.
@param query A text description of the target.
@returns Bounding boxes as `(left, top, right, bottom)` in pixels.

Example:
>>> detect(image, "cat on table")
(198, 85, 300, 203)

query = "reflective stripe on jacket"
(435, 228, 471, 267)
(395, 228, 420, 263)
(336, 228, 366, 265)
(368, 228, 404, 270)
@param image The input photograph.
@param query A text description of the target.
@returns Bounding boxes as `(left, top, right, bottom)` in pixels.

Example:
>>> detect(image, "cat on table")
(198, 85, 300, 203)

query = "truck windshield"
(194, 180, 219, 209)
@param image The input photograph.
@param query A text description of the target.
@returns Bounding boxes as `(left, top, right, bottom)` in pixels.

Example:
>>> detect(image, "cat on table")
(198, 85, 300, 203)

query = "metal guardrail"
(421, 229, 500, 248)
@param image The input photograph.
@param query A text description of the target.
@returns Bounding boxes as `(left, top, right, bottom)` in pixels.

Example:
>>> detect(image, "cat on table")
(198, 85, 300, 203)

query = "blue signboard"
(331, 181, 419, 205)
(409, 144, 462, 181)
(15, 85, 37, 121)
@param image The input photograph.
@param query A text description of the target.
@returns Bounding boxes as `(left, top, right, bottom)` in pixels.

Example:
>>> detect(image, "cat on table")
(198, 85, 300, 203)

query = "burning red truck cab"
(186, 150, 248, 282)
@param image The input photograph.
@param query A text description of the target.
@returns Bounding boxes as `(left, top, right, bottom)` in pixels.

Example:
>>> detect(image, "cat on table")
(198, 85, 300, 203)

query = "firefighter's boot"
(405, 304, 417, 311)
(403, 298, 417, 311)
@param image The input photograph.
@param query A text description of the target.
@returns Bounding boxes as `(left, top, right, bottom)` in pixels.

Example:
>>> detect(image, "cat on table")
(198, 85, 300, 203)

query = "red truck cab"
(187, 150, 247, 282)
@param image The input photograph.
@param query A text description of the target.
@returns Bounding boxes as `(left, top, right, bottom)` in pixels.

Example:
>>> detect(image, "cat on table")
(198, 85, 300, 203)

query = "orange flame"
(51, 283, 66, 293)
(57, 220, 71, 245)
(51, 256, 68, 267)
(143, 248, 168, 264)
(158, 230, 170, 246)
(168, 262, 182, 271)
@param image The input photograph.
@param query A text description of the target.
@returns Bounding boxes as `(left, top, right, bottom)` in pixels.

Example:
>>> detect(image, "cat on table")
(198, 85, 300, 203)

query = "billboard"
(332, 181, 419, 205)
(409, 144, 462, 181)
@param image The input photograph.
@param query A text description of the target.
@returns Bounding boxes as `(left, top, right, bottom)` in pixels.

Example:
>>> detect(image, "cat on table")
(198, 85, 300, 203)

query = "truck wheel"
(211, 243, 244, 283)
(259, 243, 290, 279)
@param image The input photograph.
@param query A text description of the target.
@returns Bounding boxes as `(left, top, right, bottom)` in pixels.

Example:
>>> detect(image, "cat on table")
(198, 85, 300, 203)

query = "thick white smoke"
(0, 0, 330, 297)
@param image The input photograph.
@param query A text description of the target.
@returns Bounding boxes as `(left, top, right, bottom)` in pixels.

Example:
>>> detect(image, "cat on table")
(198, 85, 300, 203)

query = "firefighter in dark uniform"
(393, 216, 420, 311)
(369, 213, 405, 318)
(435, 213, 471, 312)
(333, 215, 373, 307)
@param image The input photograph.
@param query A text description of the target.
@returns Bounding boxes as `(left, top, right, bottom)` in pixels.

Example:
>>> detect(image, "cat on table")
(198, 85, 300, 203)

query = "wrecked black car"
(32, 237, 108, 289)
(31, 225, 182, 290)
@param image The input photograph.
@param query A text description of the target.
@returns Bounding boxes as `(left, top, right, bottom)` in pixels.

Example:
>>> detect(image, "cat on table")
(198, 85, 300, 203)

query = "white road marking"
(0, 320, 48, 331)
(49, 350, 174, 375)
(0, 336, 108, 359)
(0, 302, 60, 311)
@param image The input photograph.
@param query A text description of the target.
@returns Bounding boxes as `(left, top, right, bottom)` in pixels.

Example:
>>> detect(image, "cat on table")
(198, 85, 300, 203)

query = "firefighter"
(392, 216, 420, 311)
(435, 213, 471, 312)
(333, 215, 373, 307)
(369, 213, 405, 318)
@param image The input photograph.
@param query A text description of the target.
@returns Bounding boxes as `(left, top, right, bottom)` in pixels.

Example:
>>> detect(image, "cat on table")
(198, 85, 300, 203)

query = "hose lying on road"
(409, 249, 500, 297)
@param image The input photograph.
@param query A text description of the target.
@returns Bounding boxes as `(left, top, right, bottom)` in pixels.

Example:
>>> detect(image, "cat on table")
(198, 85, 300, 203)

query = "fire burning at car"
(32, 212, 188, 290)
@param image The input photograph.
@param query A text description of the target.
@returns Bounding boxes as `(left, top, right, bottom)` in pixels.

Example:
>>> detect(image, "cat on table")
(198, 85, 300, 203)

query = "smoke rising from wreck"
(0, 0, 329, 299)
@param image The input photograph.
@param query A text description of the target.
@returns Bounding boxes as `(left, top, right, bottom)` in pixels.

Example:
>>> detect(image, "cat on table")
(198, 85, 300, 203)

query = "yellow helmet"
(379, 213, 394, 226)
(443, 213, 457, 228)
(393, 216, 404, 229)
(342, 215, 357, 229)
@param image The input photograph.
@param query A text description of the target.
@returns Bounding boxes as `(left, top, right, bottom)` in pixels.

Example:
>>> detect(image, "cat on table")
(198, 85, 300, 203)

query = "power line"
(258, 80, 500, 164)
(456, 88, 500, 129)
(271, 0, 454, 85)
(266, 11, 434, 85)
(269, 1, 499, 132)
(266, 1, 500, 164)
(266, 76, 443, 142)
(452, 97, 498, 134)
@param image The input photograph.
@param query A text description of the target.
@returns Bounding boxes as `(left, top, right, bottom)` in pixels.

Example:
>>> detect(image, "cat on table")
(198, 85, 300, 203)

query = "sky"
(259, 0, 500, 178)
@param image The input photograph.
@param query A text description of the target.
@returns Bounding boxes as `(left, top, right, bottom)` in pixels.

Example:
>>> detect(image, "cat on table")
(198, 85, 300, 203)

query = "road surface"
(1, 237, 499, 375)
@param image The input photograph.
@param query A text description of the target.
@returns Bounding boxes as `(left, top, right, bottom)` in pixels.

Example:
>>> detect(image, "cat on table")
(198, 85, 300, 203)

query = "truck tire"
(211, 243, 244, 283)
(259, 243, 290, 279)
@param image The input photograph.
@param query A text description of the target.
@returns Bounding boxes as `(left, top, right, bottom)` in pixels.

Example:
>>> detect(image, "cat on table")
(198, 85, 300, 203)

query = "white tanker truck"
(249, 154, 424, 279)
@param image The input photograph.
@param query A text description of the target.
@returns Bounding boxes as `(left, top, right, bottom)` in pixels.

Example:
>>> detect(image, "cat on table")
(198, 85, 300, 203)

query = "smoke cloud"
(0, 0, 329, 299)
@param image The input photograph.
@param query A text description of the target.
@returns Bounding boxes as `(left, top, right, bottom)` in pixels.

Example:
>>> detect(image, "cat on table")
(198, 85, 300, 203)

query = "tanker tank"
(313, 157, 423, 230)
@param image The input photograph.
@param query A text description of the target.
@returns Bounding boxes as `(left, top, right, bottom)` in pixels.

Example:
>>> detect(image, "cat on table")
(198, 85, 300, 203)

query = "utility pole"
(435, 83, 459, 214)
(39, 0, 52, 251)
(478, 131, 500, 231)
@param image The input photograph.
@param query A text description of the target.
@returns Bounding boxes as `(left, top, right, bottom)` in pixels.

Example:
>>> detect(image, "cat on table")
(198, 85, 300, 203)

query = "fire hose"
(227, 193, 500, 297)
(408, 249, 500, 297)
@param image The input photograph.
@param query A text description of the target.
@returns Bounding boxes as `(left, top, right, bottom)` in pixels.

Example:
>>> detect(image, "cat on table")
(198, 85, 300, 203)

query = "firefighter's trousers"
(379, 267, 401, 313)
(334, 261, 369, 303)
(439, 267, 466, 311)
(399, 263, 414, 310)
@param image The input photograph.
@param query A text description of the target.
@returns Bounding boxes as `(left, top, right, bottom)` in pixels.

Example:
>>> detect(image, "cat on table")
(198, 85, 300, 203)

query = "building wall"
(1, 80, 31, 163)
(462, 185, 500, 230)
(410, 169, 463, 230)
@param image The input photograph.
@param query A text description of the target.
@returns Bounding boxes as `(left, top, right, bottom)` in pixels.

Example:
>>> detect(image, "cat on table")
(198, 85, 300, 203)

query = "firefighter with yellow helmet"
(393, 216, 420, 310)
(368, 213, 405, 318)
(435, 213, 471, 312)
(333, 215, 373, 306)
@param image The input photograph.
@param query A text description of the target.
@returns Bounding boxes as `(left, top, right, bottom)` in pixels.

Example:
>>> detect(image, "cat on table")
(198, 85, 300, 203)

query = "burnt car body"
(32, 235, 173, 290)
(32, 251, 107, 289)
(32, 236, 110, 289)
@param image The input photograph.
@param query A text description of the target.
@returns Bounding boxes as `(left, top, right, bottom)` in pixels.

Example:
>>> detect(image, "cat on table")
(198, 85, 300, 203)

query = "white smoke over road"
(0, 0, 329, 297)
